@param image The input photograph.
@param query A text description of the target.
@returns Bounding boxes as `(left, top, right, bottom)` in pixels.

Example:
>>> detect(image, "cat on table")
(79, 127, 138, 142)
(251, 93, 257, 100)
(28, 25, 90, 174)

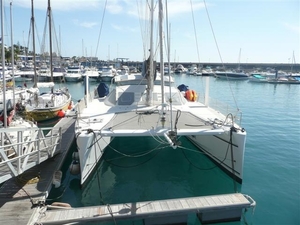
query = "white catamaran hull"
(76, 132, 110, 185)
(188, 131, 246, 183)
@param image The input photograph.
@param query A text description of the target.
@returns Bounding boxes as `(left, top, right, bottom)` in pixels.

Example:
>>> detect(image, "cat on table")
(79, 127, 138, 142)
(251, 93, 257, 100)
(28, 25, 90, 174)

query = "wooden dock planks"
(0, 116, 76, 225)
(36, 193, 255, 224)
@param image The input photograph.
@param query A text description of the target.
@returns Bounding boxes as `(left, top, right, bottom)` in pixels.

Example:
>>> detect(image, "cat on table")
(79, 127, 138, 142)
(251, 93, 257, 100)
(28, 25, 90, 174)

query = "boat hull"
(215, 72, 249, 80)
(100, 75, 114, 82)
(76, 132, 111, 186)
(187, 130, 246, 183)
(25, 100, 71, 122)
(64, 76, 82, 82)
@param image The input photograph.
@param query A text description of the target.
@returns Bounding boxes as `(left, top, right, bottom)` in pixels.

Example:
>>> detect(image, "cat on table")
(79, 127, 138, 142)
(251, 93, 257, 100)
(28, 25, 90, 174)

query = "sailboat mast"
(146, 0, 154, 106)
(158, 0, 164, 103)
(165, 1, 173, 131)
(31, 0, 37, 88)
(10, 2, 15, 110)
(48, 0, 53, 82)
(238, 48, 241, 70)
(1, 0, 7, 127)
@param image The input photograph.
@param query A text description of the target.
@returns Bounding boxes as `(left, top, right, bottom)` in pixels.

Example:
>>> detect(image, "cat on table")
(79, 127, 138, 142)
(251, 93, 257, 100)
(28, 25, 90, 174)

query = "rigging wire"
(106, 141, 167, 159)
(40, 10, 61, 59)
(102, 145, 166, 169)
(188, 0, 205, 94)
(93, 135, 105, 205)
(189, 0, 201, 63)
(202, 0, 239, 110)
(94, 0, 108, 58)
(137, 0, 148, 60)
(178, 141, 231, 171)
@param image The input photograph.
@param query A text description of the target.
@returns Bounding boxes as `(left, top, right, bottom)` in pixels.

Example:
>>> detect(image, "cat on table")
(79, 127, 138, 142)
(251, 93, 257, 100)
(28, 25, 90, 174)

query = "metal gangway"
(0, 124, 62, 184)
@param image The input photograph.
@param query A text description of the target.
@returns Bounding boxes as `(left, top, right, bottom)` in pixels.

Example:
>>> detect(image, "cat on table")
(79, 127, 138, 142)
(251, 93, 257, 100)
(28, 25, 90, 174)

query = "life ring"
(185, 89, 197, 102)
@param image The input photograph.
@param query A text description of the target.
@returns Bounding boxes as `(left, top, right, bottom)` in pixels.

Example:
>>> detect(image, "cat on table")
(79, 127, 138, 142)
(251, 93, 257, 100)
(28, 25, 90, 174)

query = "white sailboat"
(0, 2, 65, 185)
(18, 0, 72, 122)
(75, 0, 247, 186)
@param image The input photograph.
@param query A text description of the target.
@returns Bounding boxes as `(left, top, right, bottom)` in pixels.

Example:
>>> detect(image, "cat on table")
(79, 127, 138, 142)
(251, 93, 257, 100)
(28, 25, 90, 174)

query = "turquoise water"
(41, 75, 300, 225)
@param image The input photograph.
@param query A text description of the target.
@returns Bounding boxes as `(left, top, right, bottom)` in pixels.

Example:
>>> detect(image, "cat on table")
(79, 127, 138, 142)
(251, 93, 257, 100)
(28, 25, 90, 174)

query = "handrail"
(0, 126, 62, 184)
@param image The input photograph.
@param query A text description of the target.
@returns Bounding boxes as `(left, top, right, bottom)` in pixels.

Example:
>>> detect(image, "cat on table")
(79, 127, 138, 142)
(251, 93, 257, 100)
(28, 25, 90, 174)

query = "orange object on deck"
(68, 102, 72, 110)
(185, 89, 197, 102)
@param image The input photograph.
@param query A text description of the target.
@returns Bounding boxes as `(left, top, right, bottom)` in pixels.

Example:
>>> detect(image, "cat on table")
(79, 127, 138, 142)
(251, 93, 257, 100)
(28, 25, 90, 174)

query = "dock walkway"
(35, 193, 256, 224)
(0, 115, 76, 225)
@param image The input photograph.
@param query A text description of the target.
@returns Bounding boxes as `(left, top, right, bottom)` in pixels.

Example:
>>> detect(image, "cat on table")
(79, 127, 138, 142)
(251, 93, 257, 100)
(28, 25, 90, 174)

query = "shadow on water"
(81, 136, 241, 207)
(47, 136, 241, 209)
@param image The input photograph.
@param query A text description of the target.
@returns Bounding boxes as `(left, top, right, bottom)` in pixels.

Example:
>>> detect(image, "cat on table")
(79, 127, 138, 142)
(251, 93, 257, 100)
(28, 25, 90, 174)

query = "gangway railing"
(0, 126, 62, 184)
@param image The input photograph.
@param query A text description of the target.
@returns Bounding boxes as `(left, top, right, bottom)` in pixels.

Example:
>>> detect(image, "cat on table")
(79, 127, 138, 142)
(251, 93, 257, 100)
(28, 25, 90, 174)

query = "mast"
(159, 0, 164, 103)
(146, 0, 154, 106)
(10, 2, 15, 110)
(1, 0, 7, 127)
(31, 0, 37, 88)
(165, 1, 173, 131)
(238, 48, 241, 71)
(48, 0, 53, 82)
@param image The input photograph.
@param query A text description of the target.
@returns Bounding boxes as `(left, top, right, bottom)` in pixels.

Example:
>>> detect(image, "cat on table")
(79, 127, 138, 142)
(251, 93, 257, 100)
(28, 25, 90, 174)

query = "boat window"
(165, 92, 185, 105)
(117, 92, 135, 105)
(53, 68, 65, 72)
(104, 89, 116, 105)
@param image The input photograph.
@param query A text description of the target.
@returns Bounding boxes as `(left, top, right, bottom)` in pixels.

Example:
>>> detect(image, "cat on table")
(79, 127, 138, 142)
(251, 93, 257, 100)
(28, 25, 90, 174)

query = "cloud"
(167, 0, 205, 17)
(111, 23, 138, 33)
(282, 22, 300, 34)
(106, 0, 123, 14)
(73, 19, 98, 29)
(12, 0, 101, 12)
(12, 0, 205, 16)
(125, 0, 206, 21)
(111, 24, 123, 31)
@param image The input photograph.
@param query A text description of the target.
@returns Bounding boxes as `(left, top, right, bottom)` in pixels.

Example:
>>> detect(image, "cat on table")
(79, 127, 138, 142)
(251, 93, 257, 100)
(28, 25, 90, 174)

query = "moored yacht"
(215, 70, 249, 80)
(99, 65, 117, 82)
(82, 67, 100, 82)
(65, 65, 83, 82)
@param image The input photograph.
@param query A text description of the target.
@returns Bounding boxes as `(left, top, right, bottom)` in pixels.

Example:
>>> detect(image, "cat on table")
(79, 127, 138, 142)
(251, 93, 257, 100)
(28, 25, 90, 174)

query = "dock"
(35, 193, 256, 224)
(0, 115, 76, 225)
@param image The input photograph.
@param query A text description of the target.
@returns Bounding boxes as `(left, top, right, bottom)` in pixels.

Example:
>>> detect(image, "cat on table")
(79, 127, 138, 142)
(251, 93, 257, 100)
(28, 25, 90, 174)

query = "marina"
(0, 73, 298, 224)
(0, 0, 298, 224)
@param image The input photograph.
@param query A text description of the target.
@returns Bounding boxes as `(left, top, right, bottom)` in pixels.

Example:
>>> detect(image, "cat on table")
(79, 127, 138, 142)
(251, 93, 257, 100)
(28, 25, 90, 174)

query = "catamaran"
(75, 0, 247, 187)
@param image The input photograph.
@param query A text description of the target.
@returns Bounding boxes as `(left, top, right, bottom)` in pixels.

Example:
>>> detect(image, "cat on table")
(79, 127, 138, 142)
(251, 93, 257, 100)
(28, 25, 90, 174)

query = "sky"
(1, 0, 299, 64)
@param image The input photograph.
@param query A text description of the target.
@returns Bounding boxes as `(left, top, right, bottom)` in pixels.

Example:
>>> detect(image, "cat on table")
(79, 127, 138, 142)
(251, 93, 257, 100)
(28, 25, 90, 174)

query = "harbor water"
(33, 74, 299, 225)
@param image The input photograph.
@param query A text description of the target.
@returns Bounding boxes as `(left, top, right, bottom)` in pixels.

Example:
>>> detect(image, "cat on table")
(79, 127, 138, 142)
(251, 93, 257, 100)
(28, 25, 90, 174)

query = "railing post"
(17, 131, 23, 174)
(37, 129, 41, 164)
(59, 127, 62, 154)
